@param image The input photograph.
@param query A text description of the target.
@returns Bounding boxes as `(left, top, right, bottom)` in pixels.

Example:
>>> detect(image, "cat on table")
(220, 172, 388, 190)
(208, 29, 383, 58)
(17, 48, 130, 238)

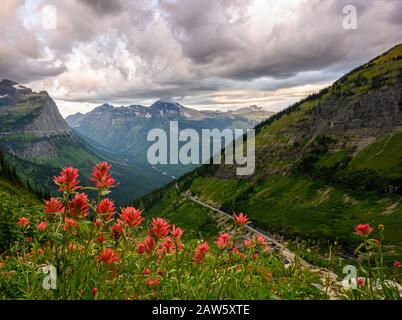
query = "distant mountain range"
(66, 100, 274, 177)
(0, 79, 273, 203)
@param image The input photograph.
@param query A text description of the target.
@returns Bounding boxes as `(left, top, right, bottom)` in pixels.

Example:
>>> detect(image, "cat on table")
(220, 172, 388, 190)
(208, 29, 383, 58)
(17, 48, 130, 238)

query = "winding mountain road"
(174, 182, 343, 299)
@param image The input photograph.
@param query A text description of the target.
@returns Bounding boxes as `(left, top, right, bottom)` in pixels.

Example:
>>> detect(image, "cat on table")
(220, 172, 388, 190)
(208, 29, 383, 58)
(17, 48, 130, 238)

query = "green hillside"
(0, 154, 42, 251)
(0, 129, 169, 206)
(138, 44, 402, 263)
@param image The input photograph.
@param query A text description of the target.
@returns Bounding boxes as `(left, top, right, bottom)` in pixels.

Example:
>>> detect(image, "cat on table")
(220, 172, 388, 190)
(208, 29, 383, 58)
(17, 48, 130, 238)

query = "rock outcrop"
(0, 79, 71, 159)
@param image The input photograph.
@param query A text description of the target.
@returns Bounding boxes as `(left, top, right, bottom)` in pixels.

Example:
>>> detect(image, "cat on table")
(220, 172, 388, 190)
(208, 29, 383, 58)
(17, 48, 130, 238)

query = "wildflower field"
(0, 163, 401, 300)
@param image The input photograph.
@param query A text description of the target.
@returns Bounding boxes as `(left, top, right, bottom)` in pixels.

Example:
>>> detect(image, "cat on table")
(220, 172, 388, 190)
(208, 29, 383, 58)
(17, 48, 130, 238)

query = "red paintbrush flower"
(53, 167, 80, 193)
(93, 219, 103, 228)
(111, 219, 125, 239)
(98, 248, 120, 265)
(92, 287, 97, 297)
(243, 239, 254, 248)
(171, 224, 184, 241)
(146, 278, 160, 286)
(67, 193, 89, 218)
(160, 236, 175, 253)
(90, 162, 118, 191)
(44, 198, 64, 215)
(36, 221, 48, 232)
(147, 217, 170, 239)
(232, 247, 243, 257)
(63, 217, 78, 231)
(233, 212, 250, 226)
(354, 224, 373, 236)
(97, 198, 116, 221)
(193, 241, 209, 264)
(120, 207, 144, 228)
(68, 242, 76, 251)
(393, 261, 402, 268)
(170, 224, 184, 250)
(136, 235, 155, 255)
(17, 217, 30, 227)
(215, 232, 231, 249)
(144, 267, 151, 275)
(95, 232, 107, 243)
(255, 234, 266, 246)
(356, 278, 365, 286)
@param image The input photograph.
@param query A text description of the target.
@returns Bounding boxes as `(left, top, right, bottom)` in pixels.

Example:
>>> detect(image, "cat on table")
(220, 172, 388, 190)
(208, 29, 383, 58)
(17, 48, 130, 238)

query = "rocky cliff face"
(0, 79, 71, 158)
(0, 79, 70, 137)
(301, 84, 402, 147)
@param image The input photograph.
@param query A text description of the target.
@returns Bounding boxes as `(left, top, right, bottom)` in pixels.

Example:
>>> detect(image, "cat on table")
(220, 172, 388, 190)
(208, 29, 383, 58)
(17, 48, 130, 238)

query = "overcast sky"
(1, 0, 402, 117)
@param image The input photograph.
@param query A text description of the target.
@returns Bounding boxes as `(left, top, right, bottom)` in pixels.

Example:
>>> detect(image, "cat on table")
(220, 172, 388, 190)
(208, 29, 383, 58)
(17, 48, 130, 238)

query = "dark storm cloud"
(79, 0, 124, 15)
(159, 0, 402, 81)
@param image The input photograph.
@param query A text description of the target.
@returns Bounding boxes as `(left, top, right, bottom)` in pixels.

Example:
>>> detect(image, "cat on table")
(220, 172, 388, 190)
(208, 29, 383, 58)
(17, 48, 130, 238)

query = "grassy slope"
(3, 132, 170, 205)
(145, 187, 220, 241)
(0, 176, 42, 250)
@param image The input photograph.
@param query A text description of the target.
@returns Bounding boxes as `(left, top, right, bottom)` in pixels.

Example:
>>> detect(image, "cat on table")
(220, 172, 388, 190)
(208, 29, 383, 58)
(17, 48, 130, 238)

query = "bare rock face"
(306, 84, 402, 139)
(7, 140, 59, 159)
(21, 92, 70, 137)
(0, 79, 71, 159)
(0, 79, 70, 138)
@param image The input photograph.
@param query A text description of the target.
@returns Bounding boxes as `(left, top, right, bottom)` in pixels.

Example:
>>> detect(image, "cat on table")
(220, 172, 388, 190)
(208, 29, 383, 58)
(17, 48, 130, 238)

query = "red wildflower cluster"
(63, 217, 78, 231)
(171, 225, 184, 241)
(95, 232, 107, 243)
(193, 242, 209, 263)
(147, 218, 170, 239)
(90, 162, 118, 191)
(255, 234, 266, 246)
(17, 217, 30, 227)
(120, 207, 144, 228)
(93, 219, 103, 228)
(243, 239, 254, 248)
(97, 198, 116, 222)
(233, 212, 250, 226)
(67, 193, 89, 218)
(144, 267, 151, 275)
(98, 248, 120, 265)
(393, 261, 402, 268)
(111, 219, 125, 239)
(44, 198, 64, 215)
(215, 233, 231, 249)
(54, 167, 80, 193)
(146, 278, 160, 286)
(232, 247, 244, 258)
(354, 224, 373, 236)
(137, 235, 155, 255)
(171, 224, 184, 249)
(156, 237, 176, 259)
(36, 221, 48, 232)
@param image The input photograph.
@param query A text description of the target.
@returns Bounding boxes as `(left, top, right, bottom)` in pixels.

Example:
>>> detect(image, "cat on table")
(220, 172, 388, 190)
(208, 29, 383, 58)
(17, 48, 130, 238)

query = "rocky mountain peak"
(0, 80, 70, 139)
(0, 79, 33, 102)
(150, 100, 182, 112)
